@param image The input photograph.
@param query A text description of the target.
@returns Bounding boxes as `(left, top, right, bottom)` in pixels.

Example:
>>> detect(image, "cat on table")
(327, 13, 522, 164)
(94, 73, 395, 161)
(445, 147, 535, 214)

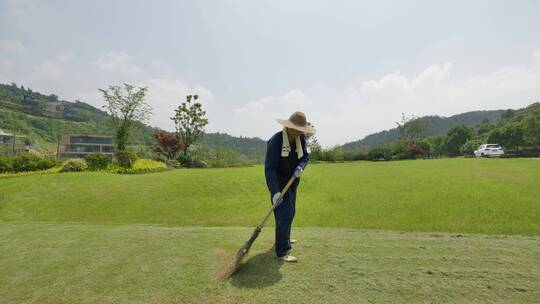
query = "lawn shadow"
(230, 248, 283, 289)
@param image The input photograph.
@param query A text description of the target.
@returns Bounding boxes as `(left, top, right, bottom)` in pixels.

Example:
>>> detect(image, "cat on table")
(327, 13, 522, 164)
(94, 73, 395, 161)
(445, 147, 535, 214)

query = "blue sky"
(1, 0, 539, 146)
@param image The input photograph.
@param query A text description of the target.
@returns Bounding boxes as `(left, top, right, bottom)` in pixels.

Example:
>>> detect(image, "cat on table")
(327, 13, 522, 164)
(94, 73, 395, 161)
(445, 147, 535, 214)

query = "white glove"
(294, 165, 303, 178)
(272, 192, 283, 206)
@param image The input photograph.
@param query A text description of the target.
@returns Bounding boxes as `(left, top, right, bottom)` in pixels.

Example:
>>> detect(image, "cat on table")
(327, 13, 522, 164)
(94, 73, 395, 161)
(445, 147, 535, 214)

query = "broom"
(213, 175, 296, 281)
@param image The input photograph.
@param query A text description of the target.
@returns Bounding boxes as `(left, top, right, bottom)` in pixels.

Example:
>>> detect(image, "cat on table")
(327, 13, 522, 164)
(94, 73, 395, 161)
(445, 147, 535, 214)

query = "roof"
(0, 129, 26, 138)
(65, 134, 113, 138)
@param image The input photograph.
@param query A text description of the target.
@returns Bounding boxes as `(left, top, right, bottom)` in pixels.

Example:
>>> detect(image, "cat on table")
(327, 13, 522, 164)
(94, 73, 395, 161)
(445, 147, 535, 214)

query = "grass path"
(1, 221, 538, 304)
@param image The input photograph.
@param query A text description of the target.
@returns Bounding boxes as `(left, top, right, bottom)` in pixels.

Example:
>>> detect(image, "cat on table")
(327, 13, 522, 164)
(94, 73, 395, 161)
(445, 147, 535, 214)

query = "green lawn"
(1, 158, 539, 303)
(1, 222, 538, 304)
(0, 158, 539, 235)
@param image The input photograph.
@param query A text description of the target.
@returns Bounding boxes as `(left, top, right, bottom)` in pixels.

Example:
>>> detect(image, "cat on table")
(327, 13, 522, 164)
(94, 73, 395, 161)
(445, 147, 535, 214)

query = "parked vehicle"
(474, 144, 504, 157)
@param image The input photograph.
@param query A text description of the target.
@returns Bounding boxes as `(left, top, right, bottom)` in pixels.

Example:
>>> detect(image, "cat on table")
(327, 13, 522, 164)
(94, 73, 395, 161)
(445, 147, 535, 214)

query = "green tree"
(445, 125, 473, 156)
(390, 140, 410, 159)
(367, 146, 391, 161)
(476, 118, 493, 137)
(461, 139, 483, 156)
(396, 113, 429, 142)
(487, 128, 505, 145)
(415, 138, 431, 158)
(99, 84, 152, 151)
(305, 122, 321, 155)
(322, 145, 344, 162)
(523, 114, 540, 149)
(429, 136, 446, 158)
(503, 125, 525, 153)
(171, 94, 209, 156)
(500, 109, 515, 120)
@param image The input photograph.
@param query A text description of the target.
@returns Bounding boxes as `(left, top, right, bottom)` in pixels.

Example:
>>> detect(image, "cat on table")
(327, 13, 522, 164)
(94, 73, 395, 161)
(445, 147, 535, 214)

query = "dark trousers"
(271, 186, 297, 257)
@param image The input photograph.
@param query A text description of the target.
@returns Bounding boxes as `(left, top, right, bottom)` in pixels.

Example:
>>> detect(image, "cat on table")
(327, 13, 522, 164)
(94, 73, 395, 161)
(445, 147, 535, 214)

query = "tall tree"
(396, 113, 429, 142)
(503, 125, 525, 153)
(305, 122, 321, 153)
(445, 125, 473, 156)
(429, 136, 446, 158)
(476, 119, 493, 137)
(171, 94, 209, 156)
(523, 114, 540, 150)
(100, 84, 152, 151)
(487, 128, 505, 145)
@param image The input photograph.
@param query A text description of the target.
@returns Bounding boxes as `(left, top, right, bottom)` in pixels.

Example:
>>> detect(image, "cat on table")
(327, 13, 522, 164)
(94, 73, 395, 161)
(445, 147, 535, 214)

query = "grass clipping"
(213, 227, 261, 281)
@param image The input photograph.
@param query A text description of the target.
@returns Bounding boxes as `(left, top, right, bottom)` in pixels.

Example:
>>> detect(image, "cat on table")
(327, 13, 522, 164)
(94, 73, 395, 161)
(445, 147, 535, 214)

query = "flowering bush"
(61, 158, 88, 172)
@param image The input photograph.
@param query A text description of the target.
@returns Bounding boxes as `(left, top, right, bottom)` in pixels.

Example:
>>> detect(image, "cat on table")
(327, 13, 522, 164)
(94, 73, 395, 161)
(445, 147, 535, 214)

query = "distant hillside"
(196, 132, 266, 162)
(0, 82, 109, 123)
(0, 83, 157, 149)
(487, 102, 540, 149)
(0, 83, 267, 160)
(342, 110, 505, 151)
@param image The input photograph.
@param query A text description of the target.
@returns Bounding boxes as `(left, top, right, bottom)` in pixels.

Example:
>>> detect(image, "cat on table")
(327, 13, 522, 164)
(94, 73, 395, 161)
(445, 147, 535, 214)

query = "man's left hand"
(294, 165, 303, 178)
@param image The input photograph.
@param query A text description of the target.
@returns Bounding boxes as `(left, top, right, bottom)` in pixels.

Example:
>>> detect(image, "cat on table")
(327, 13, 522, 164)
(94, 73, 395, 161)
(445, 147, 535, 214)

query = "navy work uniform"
(264, 130, 309, 257)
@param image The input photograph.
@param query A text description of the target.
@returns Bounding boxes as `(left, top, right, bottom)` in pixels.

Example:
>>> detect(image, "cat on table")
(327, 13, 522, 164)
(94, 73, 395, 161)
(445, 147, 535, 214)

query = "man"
(264, 111, 316, 262)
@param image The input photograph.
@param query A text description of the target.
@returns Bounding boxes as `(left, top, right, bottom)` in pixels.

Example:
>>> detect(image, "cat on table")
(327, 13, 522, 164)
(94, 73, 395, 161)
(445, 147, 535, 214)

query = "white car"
(474, 144, 504, 157)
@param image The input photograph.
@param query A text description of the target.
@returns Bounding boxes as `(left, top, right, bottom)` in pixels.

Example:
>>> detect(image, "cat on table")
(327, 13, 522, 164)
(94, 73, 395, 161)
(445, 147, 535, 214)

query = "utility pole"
(216, 133, 220, 161)
(12, 130, 16, 154)
(56, 135, 61, 160)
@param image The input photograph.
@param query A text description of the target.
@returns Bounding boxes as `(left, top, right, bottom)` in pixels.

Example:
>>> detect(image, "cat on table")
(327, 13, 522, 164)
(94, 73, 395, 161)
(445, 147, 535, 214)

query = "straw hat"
(276, 111, 316, 135)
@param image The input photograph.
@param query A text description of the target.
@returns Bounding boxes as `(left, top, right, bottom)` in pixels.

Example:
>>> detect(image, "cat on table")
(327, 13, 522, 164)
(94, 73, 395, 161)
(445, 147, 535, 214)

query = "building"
(0, 129, 13, 145)
(46, 100, 65, 113)
(58, 134, 114, 159)
(0, 128, 25, 146)
(0, 129, 31, 154)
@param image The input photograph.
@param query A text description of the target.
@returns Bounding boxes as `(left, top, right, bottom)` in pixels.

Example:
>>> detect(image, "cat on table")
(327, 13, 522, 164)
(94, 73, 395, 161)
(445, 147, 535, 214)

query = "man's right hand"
(272, 192, 283, 206)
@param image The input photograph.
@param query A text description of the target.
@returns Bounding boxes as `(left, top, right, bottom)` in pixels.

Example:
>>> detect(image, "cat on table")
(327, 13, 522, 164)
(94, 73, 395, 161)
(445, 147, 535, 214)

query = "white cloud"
(95, 52, 140, 73)
(533, 48, 540, 63)
(141, 78, 214, 131)
(0, 39, 25, 54)
(6, 0, 39, 12)
(31, 51, 74, 81)
(3, 45, 539, 147)
(0, 40, 26, 82)
(233, 53, 540, 147)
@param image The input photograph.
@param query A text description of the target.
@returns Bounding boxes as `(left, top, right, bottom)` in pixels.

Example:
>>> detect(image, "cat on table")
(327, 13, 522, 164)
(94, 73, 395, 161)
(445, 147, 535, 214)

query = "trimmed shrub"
(177, 154, 193, 167)
(367, 147, 391, 161)
(460, 139, 483, 156)
(61, 158, 88, 172)
(0, 155, 57, 173)
(115, 151, 138, 168)
(0, 157, 12, 173)
(36, 158, 57, 170)
(208, 159, 227, 168)
(130, 159, 167, 173)
(191, 160, 208, 168)
(85, 153, 112, 170)
(108, 159, 167, 174)
(11, 154, 40, 172)
(165, 159, 182, 168)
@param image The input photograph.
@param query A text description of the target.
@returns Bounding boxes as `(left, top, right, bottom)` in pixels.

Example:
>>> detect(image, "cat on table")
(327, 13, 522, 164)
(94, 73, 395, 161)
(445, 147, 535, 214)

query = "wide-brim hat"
(276, 111, 316, 135)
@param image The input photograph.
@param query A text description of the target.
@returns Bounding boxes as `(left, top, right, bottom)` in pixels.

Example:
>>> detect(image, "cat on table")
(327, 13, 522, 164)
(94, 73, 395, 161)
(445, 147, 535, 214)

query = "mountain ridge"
(342, 110, 506, 151)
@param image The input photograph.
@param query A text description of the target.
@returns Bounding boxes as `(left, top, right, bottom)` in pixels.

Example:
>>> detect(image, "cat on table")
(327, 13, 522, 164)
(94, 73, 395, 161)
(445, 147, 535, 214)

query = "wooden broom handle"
(257, 176, 296, 230)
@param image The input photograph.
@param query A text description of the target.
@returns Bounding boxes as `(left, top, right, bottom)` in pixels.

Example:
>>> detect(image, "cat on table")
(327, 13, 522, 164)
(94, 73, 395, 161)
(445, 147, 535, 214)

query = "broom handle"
(257, 176, 296, 230)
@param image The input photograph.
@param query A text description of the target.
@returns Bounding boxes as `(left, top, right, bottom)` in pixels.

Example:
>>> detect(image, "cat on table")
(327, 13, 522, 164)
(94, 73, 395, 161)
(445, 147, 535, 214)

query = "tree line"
(310, 103, 540, 161)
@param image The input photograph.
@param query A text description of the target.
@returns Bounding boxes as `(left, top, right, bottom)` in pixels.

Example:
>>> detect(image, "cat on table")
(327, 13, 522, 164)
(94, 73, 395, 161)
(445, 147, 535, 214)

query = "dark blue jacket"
(264, 131, 309, 194)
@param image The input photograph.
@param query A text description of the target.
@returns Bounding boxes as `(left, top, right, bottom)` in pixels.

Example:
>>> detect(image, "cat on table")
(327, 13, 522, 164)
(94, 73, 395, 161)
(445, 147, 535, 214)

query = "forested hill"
(342, 110, 506, 151)
(0, 83, 266, 158)
(0, 83, 158, 147)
